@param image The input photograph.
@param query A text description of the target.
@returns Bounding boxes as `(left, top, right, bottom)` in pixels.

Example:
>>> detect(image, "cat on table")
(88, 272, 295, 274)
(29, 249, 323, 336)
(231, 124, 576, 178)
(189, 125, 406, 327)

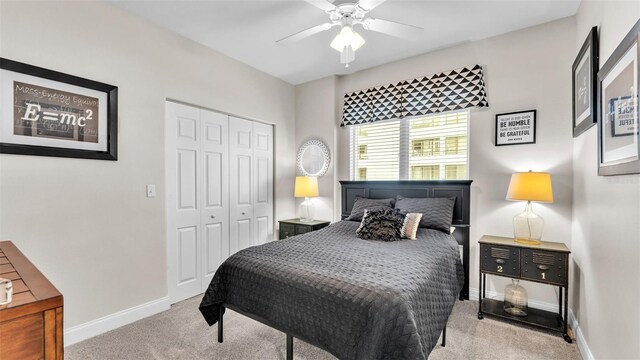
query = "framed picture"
(495, 110, 536, 146)
(597, 19, 639, 176)
(0, 58, 117, 160)
(572, 26, 599, 137)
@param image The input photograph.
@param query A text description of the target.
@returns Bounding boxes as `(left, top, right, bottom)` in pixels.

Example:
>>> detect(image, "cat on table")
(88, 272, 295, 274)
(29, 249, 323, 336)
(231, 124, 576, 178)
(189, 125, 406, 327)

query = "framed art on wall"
(597, 19, 639, 176)
(0, 58, 118, 160)
(572, 26, 599, 137)
(495, 110, 536, 146)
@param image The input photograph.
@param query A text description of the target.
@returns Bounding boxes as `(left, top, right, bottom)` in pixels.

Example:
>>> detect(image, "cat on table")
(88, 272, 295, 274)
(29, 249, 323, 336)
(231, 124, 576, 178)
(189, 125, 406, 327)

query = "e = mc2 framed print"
(0, 58, 118, 160)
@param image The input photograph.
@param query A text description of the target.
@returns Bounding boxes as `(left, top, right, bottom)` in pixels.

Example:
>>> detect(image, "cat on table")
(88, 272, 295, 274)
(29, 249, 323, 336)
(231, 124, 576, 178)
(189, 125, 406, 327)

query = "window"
(412, 138, 440, 156)
(412, 165, 440, 180)
(444, 111, 467, 125)
(358, 144, 368, 160)
(411, 117, 437, 129)
(445, 165, 466, 180)
(445, 136, 466, 155)
(350, 120, 400, 180)
(351, 110, 469, 180)
(358, 168, 367, 180)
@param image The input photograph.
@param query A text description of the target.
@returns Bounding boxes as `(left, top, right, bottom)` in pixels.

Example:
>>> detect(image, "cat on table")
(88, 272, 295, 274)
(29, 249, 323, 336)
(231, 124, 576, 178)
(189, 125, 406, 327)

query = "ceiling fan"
(277, 0, 423, 67)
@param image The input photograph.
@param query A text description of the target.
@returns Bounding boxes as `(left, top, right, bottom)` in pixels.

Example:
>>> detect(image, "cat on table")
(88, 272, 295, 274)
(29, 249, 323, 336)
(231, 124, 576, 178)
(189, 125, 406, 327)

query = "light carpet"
(66, 296, 581, 359)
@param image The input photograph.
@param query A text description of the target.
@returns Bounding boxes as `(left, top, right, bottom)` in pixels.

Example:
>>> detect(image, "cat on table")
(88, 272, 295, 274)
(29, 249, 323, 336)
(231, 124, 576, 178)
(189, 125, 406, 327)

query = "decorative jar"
(504, 279, 528, 316)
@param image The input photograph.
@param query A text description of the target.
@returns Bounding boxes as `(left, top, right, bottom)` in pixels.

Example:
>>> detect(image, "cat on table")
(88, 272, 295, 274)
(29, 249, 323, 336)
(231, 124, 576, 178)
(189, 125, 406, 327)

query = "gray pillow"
(345, 196, 395, 221)
(394, 196, 455, 233)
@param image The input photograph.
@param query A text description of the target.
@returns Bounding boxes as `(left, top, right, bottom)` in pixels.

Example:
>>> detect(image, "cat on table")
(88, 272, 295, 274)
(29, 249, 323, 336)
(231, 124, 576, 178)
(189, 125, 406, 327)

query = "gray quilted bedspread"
(199, 221, 464, 360)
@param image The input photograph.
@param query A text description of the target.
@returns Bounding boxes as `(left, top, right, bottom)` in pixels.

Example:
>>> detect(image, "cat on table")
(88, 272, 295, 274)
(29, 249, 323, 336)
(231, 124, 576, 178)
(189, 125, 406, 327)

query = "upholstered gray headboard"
(339, 180, 472, 300)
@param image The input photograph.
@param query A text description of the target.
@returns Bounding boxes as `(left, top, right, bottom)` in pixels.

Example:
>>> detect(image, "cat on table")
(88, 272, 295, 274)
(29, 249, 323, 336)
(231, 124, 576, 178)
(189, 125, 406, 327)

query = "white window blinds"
(351, 110, 469, 180)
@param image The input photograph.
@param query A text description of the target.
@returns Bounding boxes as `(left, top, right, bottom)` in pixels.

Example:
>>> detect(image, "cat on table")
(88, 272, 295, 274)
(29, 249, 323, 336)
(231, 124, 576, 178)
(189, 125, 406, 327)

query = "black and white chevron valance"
(341, 64, 488, 127)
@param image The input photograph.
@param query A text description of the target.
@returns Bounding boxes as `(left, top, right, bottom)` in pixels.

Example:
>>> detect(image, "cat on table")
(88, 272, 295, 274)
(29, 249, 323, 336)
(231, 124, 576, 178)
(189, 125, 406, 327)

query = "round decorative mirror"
(297, 139, 330, 177)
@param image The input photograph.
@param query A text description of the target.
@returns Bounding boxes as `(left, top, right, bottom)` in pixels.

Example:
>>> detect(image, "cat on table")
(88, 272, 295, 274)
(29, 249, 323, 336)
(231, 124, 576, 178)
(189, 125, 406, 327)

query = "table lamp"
(295, 176, 319, 222)
(506, 171, 553, 245)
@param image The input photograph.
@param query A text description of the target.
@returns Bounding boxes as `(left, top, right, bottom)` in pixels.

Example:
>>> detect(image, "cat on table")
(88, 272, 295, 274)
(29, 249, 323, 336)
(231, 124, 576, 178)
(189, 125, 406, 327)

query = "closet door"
(229, 117, 254, 255)
(253, 122, 274, 245)
(200, 110, 229, 292)
(166, 102, 202, 303)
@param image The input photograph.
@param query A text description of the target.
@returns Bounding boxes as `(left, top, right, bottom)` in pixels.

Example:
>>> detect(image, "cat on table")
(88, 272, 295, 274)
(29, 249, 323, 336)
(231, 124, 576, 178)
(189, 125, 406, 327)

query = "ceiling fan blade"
(357, 0, 387, 11)
(362, 18, 423, 38)
(276, 23, 334, 45)
(304, 0, 337, 12)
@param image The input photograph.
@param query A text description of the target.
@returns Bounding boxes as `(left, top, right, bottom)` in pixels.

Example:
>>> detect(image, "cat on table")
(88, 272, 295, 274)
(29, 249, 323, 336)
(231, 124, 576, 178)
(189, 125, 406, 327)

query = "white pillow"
(401, 213, 423, 240)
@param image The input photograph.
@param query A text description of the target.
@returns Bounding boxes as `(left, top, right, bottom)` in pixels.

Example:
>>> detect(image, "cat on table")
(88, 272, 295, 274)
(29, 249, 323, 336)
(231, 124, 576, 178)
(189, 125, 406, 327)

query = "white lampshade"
(506, 171, 554, 203)
(294, 176, 318, 198)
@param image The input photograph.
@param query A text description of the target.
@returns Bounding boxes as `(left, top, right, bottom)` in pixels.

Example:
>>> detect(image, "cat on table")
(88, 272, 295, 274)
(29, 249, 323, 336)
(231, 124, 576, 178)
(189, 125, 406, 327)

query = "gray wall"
(294, 76, 339, 221)
(572, 1, 640, 358)
(0, 1, 296, 329)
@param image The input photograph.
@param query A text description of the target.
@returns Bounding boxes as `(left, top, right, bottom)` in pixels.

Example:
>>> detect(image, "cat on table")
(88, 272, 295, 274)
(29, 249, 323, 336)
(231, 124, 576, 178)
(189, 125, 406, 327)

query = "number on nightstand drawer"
(521, 249, 567, 285)
(480, 244, 520, 277)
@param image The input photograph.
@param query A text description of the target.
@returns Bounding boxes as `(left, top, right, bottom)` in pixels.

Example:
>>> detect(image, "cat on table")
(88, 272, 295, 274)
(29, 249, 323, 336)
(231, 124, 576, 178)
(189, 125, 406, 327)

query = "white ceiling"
(111, 0, 580, 85)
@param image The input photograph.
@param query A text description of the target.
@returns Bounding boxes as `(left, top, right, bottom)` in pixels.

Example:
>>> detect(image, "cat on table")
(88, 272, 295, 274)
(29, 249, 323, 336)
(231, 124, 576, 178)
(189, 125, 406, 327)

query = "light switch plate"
(146, 184, 156, 198)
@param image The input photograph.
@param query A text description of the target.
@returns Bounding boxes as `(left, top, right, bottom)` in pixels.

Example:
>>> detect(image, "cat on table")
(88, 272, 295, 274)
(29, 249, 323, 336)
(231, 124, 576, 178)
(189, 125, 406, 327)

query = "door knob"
(210, 215, 215, 219)
(242, 212, 246, 215)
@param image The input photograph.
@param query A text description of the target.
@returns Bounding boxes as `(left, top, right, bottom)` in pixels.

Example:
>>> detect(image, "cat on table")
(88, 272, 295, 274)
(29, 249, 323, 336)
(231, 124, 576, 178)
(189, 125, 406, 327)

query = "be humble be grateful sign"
(496, 110, 536, 146)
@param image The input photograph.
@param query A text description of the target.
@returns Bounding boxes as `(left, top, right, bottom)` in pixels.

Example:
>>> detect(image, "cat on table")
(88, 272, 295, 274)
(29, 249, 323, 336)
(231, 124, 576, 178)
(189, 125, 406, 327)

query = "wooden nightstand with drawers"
(478, 235, 572, 343)
(278, 219, 330, 240)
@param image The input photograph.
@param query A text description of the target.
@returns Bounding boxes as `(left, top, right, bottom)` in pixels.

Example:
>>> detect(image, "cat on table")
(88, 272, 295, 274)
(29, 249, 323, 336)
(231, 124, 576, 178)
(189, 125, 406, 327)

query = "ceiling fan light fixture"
(330, 25, 366, 52)
(279, 0, 422, 68)
(350, 31, 366, 51)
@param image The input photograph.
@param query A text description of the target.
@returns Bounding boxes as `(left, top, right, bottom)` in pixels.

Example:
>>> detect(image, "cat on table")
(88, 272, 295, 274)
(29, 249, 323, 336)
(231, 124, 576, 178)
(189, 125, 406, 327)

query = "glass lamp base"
(299, 197, 315, 223)
(513, 202, 544, 245)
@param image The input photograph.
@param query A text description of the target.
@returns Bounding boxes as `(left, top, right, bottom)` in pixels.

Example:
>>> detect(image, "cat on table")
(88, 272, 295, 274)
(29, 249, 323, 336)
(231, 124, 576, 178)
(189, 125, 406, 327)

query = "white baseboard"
(470, 287, 592, 360)
(469, 287, 559, 313)
(64, 296, 171, 347)
(569, 309, 593, 360)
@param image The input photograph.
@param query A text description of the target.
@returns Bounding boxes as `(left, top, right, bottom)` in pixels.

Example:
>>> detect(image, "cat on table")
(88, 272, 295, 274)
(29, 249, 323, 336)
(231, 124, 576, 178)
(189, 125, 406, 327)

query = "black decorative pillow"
(394, 196, 456, 233)
(356, 208, 405, 241)
(345, 196, 395, 222)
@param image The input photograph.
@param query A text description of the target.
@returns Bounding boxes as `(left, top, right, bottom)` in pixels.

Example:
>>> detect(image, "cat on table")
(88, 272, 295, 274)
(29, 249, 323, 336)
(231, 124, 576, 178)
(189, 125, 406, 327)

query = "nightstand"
(278, 219, 330, 239)
(478, 235, 572, 343)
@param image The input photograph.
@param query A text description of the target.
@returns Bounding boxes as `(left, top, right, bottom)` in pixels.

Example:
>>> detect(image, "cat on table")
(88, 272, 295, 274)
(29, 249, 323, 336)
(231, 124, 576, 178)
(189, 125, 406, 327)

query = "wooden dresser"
(0, 241, 63, 359)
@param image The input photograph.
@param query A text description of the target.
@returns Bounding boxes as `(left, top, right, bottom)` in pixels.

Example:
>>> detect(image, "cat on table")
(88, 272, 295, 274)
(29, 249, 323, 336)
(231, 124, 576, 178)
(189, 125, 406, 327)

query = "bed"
(200, 180, 472, 360)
